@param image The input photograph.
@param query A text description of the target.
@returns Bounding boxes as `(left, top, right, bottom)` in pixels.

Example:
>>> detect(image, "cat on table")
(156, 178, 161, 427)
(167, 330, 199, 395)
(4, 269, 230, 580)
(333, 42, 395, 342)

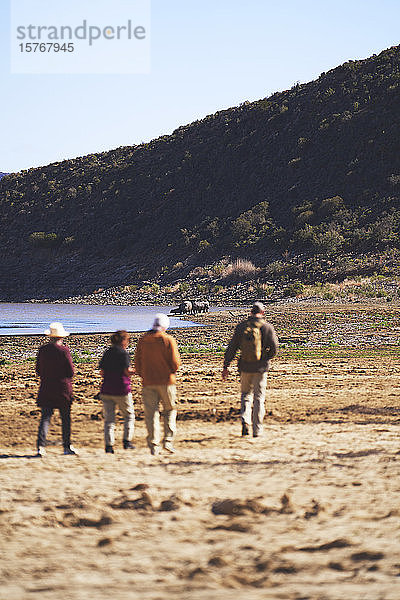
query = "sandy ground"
(1, 304, 400, 599)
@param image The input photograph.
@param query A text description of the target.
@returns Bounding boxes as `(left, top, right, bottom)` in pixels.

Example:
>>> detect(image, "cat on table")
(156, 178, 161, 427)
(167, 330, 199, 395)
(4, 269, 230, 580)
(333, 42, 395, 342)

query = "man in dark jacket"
(35, 322, 78, 456)
(222, 302, 278, 437)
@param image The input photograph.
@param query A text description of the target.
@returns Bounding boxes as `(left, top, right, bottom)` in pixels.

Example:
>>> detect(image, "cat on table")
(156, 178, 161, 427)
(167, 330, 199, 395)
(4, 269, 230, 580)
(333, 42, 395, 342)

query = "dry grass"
(221, 258, 258, 281)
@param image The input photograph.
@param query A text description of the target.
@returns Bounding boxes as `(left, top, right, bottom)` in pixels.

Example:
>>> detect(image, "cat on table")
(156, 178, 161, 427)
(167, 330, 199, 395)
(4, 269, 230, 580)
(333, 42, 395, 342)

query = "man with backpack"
(222, 302, 279, 437)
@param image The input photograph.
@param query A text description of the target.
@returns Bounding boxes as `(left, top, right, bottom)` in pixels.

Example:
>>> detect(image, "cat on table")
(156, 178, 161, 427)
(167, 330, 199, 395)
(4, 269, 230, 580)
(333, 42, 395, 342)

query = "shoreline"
(2, 295, 397, 306)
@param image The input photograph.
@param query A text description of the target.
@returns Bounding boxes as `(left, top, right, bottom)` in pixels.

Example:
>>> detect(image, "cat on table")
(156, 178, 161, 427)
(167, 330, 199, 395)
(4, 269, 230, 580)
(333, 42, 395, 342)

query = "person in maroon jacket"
(99, 330, 135, 454)
(35, 322, 78, 457)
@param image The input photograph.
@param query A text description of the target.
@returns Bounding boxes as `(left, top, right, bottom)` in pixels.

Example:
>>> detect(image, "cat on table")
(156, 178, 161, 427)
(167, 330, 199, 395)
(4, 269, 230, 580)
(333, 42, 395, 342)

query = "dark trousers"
(37, 405, 71, 448)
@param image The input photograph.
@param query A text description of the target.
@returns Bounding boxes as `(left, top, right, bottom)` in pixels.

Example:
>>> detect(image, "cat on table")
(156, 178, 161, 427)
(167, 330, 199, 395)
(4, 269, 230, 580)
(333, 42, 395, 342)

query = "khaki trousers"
(100, 393, 135, 447)
(142, 385, 177, 451)
(240, 371, 268, 436)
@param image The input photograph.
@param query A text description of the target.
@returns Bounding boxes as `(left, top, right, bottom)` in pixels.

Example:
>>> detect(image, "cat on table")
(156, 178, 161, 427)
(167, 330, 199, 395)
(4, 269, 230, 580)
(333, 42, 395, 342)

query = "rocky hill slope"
(1, 45, 400, 300)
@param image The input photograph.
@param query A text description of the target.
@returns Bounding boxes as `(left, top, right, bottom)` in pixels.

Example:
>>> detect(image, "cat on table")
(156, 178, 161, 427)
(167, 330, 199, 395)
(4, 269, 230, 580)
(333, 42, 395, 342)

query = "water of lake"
(0, 303, 204, 336)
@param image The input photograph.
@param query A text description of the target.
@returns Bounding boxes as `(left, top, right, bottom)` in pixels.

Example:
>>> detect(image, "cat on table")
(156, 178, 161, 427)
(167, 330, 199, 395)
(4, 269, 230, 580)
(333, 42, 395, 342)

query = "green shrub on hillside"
(295, 210, 314, 226)
(283, 282, 305, 297)
(231, 201, 272, 246)
(29, 232, 60, 248)
(198, 239, 210, 251)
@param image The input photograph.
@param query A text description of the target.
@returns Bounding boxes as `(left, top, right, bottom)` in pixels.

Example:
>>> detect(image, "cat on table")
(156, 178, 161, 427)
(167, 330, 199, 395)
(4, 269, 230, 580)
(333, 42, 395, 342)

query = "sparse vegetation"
(283, 282, 305, 297)
(29, 232, 60, 249)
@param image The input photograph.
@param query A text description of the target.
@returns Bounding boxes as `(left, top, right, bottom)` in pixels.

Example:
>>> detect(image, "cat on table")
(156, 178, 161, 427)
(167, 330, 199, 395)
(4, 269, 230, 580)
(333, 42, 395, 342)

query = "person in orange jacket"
(134, 313, 181, 455)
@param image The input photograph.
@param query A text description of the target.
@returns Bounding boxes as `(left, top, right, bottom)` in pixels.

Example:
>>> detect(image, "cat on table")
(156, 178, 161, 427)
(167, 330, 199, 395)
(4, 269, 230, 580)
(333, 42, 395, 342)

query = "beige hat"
(44, 322, 70, 337)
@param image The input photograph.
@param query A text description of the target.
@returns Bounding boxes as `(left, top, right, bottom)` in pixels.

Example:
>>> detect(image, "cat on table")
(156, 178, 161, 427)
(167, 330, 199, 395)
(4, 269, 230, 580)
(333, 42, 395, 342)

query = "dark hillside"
(1, 45, 400, 300)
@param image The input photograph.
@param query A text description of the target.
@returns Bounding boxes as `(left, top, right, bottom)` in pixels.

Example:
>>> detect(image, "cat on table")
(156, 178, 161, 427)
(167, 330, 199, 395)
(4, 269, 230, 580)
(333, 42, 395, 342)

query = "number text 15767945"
(19, 43, 74, 53)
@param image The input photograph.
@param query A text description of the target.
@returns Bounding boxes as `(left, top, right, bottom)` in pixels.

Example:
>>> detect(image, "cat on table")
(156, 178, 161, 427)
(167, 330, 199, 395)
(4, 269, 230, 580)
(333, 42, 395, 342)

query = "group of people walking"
(34, 303, 278, 456)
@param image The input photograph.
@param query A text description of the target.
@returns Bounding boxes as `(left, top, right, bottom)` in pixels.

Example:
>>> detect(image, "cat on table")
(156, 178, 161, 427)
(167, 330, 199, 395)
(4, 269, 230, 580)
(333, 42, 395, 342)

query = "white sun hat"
(44, 322, 70, 337)
(152, 313, 170, 331)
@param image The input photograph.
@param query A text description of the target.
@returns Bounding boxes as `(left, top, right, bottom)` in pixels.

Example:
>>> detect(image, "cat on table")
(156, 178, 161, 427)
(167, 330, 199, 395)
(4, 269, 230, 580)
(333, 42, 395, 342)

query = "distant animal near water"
(191, 300, 209, 314)
(170, 300, 192, 315)
(170, 300, 209, 315)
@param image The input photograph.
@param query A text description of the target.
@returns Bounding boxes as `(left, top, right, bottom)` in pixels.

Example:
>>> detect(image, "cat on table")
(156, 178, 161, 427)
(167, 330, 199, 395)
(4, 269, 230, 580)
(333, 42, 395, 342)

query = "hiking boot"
(163, 442, 176, 454)
(63, 445, 79, 455)
(105, 445, 114, 454)
(123, 440, 135, 450)
(36, 446, 46, 457)
(241, 424, 249, 436)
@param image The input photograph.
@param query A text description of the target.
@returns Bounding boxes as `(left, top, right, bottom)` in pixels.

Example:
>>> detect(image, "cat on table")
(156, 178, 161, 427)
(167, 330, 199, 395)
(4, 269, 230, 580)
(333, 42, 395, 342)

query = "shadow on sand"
(0, 453, 41, 459)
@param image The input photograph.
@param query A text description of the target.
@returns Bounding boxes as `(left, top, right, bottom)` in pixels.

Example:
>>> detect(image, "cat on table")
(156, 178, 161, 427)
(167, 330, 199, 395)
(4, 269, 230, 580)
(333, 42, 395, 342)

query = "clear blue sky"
(1, 0, 400, 173)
